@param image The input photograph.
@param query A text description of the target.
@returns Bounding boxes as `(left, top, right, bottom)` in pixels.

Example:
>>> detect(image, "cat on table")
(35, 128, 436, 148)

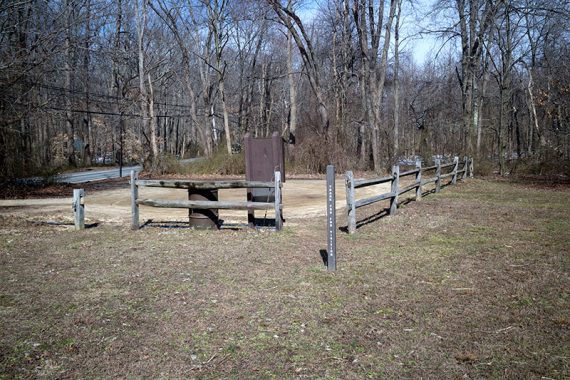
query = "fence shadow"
(140, 218, 277, 231)
(340, 208, 390, 233)
(341, 191, 442, 234)
(319, 249, 328, 266)
(141, 219, 191, 229)
(29, 221, 99, 229)
(340, 156, 471, 236)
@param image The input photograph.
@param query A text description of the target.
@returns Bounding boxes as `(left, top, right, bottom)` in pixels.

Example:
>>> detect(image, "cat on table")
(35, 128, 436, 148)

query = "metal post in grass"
(345, 171, 356, 234)
(463, 156, 468, 180)
(452, 156, 459, 185)
(274, 171, 283, 231)
(435, 159, 442, 193)
(72, 189, 85, 230)
(326, 165, 337, 271)
(415, 159, 422, 201)
(389, 165, 400, 215)
(131, 170, 139, 230)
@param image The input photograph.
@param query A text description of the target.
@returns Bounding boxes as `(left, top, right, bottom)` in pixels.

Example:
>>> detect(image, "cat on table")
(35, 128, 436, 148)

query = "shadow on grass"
(339, 182, 458, 234)
(319, 249, 328, 267)
(30, 221, 100, 229)
(140, 219, 278, 231)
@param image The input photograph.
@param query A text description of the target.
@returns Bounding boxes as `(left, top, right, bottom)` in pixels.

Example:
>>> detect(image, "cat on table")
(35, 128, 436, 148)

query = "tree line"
(1, 0, 568, 177)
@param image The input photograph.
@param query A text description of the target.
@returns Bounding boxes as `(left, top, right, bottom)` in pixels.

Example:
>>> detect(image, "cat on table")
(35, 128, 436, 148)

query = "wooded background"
(1, 0, 568, 177)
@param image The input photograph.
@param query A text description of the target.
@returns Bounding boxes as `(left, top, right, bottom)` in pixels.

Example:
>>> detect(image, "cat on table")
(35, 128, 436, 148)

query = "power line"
(26, 81, 196, 110)
(42, 105, 196, 118)
(12, 101, 196, 118)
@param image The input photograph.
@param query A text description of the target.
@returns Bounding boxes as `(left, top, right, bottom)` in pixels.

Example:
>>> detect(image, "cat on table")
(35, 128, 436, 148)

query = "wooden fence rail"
(345, 156, 472, 234)
(130, 171, 283, 231)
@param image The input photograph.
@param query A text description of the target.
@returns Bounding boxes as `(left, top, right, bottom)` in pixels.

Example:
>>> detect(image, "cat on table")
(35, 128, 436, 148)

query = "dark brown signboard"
(244, 132, 285, 227)
(244, 132, 285, 182)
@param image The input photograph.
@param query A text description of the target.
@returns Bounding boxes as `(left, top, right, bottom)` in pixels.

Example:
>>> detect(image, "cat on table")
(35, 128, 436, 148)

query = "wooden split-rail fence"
(345, 156, 473, 234)
(130, 171, 283, 230)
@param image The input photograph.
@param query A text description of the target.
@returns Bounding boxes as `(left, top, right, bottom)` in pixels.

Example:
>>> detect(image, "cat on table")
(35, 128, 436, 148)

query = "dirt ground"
(0, 178, 568, 379)
(0, 179, 394, 226)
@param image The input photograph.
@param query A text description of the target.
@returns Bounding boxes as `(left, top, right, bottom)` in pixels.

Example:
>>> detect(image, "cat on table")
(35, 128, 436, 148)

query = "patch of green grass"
(0, 294, 15, 307)
(56, 337, 77, 350)
(545, 219, 570, 234)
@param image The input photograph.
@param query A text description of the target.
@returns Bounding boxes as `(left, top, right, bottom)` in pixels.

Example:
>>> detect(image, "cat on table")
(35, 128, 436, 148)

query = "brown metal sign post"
(326, 165, 337, 271)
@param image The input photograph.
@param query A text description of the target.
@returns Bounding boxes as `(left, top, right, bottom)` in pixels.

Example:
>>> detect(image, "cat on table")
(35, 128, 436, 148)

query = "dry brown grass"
(0, 179, 568, 379)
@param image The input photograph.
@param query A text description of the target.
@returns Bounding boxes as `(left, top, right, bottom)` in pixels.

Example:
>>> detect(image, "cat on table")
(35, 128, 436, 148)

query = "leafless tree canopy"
(1, 0, 568, 176)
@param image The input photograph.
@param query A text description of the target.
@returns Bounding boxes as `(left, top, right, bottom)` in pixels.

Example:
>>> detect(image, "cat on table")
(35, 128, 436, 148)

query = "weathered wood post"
(72, 189, 85, 230)
(469, 157, 474, 178)
(415, 159, 422, 201)
(326, 165, 337, 271)
(463, 156, 469, 180)
(435, 159, 442, 193)
(131, 170, 139, 230)
(345, 171, 356, 234)
(452, 156, 459, 185)
(274, 171, 283, 231)
(389, 165, 400, 215)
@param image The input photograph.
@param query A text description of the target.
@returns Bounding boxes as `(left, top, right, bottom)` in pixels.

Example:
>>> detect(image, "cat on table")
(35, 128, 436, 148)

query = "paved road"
(57, 157, 205, 184)
(56, 165, 142, 184)
(18, 157, 205, 185)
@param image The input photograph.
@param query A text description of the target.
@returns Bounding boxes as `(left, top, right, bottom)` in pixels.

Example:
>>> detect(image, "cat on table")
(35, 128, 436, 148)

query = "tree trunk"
(64, 0, 76, 166)
(526, 67, 546, 156)
(209, 0, 232, 154)
(269, 0, 330, 138)
(149, 0, 212, 157)
(83, 0, 92, 165)
(353, 0, 398, 171)
(287, 12, 297, 147)
(135, 0, 153, 167)
(147, 73, 159, 162)
(393, 0, 402, 160)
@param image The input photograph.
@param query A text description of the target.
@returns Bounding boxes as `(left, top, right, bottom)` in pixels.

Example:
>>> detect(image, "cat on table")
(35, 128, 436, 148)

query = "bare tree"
(286, 0, 298, 147)
(393, 0, 403, 159)
(150, 0, 213, 156)
(353, 0, 399, 171)
(268, 0, 330, 138)
(135, 0, 159, 168)
(454, 0, 499, 156)
(204, 0, 233, 154)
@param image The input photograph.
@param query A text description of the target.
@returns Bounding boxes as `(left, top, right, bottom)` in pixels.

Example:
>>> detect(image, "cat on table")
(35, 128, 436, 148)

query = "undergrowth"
(161, 149, 245, 176)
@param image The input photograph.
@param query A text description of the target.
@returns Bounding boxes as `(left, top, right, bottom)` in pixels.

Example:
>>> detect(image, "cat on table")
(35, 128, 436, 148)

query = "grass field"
(1, 178, 568, 379)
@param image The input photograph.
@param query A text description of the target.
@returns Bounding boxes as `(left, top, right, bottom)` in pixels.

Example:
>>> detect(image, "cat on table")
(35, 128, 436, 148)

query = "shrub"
(290, 136, 359, 174)
(183, 148, 245, 176)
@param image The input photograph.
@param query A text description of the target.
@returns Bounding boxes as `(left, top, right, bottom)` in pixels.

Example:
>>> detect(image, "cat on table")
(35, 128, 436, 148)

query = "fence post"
(345, 171, 356, 234)
(73, 189, 85, 230)
(469, 157, 474, 178)
(326, 165, 337, 271)
(463, 156, 468, 180)
(415, 159, 422, 201)
(274, 171, 283, 231)
(131, 170, 139, 230)
(435, 159, 441, 193)
(390, 165, 400, 215)
(244, 133, 255, 228)
(452, 156, 459, 185)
